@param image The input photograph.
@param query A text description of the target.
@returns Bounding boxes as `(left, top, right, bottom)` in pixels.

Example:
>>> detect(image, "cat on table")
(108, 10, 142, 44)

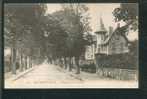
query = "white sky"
(46, 3, 138, 41)
(46, 3, 123, 32)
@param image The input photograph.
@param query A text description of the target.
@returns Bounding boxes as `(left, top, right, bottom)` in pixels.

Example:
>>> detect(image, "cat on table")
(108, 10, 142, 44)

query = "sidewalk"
(5, 67, 36, 81)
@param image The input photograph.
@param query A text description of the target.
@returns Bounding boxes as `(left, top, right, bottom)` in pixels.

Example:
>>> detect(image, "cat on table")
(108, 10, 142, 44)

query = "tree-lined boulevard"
(5, 4, 94, 74)
(4, 3, 138, 88)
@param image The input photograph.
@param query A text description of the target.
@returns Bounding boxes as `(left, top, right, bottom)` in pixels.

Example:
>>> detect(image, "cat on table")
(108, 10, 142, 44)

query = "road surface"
(5, 63, 138, 88)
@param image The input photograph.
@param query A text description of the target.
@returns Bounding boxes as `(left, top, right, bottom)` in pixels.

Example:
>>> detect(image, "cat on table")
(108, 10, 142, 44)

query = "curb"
(9, 67, 36, 81)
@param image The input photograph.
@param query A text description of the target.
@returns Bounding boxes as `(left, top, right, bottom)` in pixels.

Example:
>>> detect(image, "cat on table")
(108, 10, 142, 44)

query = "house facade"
(85, 17, 129, 60)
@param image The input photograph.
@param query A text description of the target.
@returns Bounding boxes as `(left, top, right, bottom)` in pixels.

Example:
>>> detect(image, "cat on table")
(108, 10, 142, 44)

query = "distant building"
(85, 17, 129, 60)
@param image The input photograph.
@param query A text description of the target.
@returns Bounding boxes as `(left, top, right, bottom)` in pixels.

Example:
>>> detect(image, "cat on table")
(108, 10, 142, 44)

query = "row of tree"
(5, 4, 48, 74)
(4, 3, 138, 74)
(4, 4, 93, 74)
(45, 4, 93, 74)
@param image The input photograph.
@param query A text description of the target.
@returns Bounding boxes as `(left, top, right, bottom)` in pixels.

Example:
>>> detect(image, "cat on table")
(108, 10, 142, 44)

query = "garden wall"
(94, 53, 138, 80)
(96, 68, 138, 80)
(95, 53, 138, 70)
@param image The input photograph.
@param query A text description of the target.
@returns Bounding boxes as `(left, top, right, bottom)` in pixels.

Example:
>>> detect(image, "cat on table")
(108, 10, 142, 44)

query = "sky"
(46, 3, 138, 41)
(46, 3, 121, 32)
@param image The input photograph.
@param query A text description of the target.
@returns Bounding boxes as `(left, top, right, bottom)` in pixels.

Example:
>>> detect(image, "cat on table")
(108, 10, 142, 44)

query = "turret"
(95, 17, 107, 53)
(95, 17, 107, 34)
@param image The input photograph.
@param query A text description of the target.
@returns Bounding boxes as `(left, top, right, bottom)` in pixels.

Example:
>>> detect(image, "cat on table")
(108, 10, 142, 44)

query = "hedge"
(95, 53, 138, 70)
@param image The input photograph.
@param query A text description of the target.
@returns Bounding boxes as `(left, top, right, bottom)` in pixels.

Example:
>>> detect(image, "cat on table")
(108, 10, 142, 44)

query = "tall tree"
(112, 3, 138, 43)
(51, 4, 92, 74)
(4, 4, 47, 74)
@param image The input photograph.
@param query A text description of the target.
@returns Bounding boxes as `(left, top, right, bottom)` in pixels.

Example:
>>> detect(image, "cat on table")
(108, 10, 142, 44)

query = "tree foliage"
(113, 3, 138, 31)
(5, 4, 47, 57)
(4, 4, 47, 74)
(5, 4, 93, 74)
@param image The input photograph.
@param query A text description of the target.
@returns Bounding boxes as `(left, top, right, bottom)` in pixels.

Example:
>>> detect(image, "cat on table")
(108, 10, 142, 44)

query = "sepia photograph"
(4, 3, 138, 88)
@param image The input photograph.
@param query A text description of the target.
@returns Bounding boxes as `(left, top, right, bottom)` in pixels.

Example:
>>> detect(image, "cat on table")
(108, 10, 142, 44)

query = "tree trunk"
(27, 56, 29, 68)
(59, 58, 63, 67)
(75, 56, 80, 74)
(28, 57, 30, 68)
(19, 52, 23, 72)
(10, 48, 13, 72)
(29, 57, 32, 68)
(22, 54, 25, 71)
(47, 56, 52, 64)
(71, 57, 73, 68)
(49, 57, 52, 64)
(24, 56, 27, 70)
(64, 57, 67, 69)
(12, 47, 16, 74)
(68, 57, 72, 71)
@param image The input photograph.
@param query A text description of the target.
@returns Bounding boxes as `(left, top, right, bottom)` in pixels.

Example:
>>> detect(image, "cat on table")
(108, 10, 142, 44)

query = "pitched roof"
(100, 25, 129, 45)
(100, 28, 117, 45)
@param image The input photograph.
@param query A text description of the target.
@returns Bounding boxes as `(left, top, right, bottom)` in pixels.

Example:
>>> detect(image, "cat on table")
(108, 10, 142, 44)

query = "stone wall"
(95, 53, 138, 80)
